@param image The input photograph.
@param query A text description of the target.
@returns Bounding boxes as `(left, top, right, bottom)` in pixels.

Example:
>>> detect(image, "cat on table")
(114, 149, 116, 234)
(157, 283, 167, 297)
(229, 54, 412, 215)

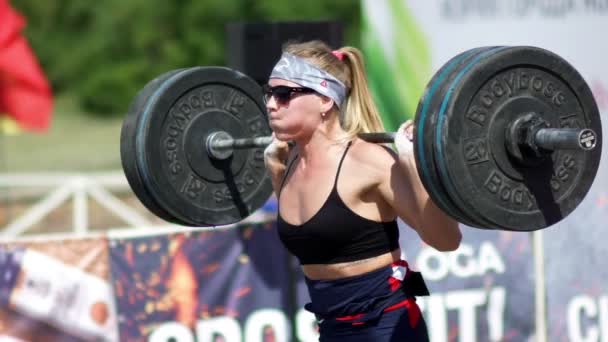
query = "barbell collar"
(505, 112, 598, 166)
(205, 131, 237, 160)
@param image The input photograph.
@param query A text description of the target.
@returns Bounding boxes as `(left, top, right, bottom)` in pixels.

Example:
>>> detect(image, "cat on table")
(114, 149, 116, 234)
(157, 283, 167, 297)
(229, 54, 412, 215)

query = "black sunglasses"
(262, 85, 316, 104)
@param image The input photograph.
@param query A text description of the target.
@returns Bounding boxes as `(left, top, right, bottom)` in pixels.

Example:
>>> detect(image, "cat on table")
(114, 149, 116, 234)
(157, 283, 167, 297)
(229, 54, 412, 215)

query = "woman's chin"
(270, 126, 298, 141)
(274, 133, 291, 142)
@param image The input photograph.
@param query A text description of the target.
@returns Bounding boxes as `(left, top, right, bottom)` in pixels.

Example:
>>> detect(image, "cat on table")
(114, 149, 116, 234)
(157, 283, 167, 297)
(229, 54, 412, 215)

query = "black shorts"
(304, 260, 430, 341)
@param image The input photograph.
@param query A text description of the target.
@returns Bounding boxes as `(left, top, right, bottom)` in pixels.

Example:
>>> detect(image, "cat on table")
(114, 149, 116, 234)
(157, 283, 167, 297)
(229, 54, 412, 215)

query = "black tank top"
(276, 142, 400, 265)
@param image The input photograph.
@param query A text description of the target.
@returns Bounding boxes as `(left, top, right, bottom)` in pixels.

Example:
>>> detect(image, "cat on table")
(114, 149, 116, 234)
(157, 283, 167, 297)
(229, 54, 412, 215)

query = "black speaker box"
(226, 21, 343, 85)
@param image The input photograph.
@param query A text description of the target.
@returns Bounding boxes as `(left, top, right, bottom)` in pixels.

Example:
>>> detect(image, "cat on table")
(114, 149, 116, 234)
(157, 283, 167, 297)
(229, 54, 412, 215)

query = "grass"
(0, 95, 171, 232)
(1, 95, 125, 173)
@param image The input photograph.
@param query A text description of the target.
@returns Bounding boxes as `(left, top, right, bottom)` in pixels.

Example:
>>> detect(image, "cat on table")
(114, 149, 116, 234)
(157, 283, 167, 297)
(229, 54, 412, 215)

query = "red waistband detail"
(334, 261, 418, 326)
(388, 276, 401, 291)
(388, 260, 410, 292)
(383, 298, 421, 328)
(335, 313, 365, 321)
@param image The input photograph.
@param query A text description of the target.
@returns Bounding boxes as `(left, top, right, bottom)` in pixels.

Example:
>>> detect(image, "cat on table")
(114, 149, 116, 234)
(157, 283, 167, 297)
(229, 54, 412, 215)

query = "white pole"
(533, 229, 548, 342)
(1, 183, 73, 238)
(86, 181, 151, 228)
(72, 177, 88, 235)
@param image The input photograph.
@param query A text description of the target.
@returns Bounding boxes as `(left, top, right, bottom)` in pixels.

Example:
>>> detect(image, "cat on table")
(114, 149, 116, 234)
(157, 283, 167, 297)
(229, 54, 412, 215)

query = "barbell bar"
(205, 127, 597, 161)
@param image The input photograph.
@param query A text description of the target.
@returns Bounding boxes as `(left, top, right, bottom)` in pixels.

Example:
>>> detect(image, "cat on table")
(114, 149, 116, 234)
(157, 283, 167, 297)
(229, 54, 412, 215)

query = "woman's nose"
(265, 95, 278, 111)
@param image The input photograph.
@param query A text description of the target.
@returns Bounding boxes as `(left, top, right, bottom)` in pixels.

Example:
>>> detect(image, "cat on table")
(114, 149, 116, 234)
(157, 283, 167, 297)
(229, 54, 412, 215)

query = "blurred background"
(2, 0, 360, 172)
(0, 0, 360, 233)
(1, 1, 607, 341)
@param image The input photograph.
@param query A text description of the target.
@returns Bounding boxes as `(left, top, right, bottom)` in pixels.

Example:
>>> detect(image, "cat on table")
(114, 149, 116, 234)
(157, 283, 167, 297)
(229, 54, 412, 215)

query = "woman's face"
(265, 78, 322, 142)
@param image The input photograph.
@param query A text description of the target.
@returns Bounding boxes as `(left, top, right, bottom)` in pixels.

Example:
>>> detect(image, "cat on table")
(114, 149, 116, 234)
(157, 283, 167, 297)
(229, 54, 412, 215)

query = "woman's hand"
(395, 120, 415, 159)
(264, 133, 291, 193)
(263, 133, 290, 168)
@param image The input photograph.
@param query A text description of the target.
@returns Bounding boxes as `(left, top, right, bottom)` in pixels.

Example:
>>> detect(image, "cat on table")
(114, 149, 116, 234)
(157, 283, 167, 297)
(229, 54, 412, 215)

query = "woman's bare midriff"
(302, 249, 402, 280)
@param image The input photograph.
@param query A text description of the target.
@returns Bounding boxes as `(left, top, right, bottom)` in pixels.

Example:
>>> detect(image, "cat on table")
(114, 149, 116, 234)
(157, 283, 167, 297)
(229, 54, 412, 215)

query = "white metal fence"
(0, 172, 154, 238)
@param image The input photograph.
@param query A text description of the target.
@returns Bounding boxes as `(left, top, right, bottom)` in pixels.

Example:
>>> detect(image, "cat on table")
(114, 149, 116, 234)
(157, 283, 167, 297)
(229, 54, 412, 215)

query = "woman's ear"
(319, 95, 335, 114)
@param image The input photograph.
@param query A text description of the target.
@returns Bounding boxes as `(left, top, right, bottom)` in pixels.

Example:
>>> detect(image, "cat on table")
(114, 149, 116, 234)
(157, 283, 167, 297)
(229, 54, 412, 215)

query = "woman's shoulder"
(348, 138, 399, 172)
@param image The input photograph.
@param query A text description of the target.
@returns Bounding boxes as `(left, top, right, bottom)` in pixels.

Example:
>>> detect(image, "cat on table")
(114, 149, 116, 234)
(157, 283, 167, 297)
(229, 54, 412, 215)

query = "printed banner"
(0, 237, 117, 341)
(399, 225, 535, 342)
(108, 222, 317, 342)
(543, 133, 608, 342)
(107, 219, 539, 342)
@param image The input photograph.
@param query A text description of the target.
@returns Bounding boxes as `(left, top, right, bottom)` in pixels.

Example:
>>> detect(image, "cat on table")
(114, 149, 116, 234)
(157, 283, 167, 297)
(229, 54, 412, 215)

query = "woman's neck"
(294, 117, 348, 167)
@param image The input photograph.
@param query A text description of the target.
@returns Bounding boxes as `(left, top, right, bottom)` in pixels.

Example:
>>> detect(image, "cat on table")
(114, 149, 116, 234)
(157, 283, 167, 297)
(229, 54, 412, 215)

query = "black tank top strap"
(333, 141, 353, 189)
(275, 139, 400, 265)
(278, 153, 298, 198)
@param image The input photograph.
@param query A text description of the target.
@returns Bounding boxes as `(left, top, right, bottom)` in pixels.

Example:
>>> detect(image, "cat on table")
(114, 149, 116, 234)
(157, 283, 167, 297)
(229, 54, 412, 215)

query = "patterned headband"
(269, 52, 347, 109)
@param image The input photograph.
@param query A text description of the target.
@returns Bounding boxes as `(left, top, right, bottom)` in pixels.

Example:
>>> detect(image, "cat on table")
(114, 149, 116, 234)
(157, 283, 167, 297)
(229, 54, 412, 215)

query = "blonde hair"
(283, 40, 385, 139)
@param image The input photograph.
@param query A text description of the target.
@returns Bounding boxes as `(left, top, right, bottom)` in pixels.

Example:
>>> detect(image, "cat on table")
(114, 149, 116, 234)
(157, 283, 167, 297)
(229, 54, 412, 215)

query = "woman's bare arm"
(374, 144, 462, 251)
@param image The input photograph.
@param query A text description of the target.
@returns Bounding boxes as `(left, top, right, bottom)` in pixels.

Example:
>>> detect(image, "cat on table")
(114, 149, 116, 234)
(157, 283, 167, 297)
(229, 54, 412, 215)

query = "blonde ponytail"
(283, 41, 386, 140)
(338, 47, 385, 137)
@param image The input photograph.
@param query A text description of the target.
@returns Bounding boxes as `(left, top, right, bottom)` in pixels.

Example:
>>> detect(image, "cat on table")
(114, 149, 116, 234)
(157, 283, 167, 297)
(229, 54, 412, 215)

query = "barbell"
(120, 46, 602, 230)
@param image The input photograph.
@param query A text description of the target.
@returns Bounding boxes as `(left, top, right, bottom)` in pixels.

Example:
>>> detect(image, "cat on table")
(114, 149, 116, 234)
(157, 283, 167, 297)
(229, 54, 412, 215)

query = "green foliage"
(361, 1, 431, 131)
(11, 0, 361, 116)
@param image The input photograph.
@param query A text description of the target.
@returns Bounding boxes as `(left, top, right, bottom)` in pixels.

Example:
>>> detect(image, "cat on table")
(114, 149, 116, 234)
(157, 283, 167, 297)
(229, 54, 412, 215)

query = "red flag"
(0, 0, 53, 132)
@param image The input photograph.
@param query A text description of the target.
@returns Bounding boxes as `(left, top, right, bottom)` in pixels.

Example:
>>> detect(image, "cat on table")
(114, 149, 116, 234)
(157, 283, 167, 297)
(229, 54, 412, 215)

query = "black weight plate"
(429, 46, 525, 229)
(135, 67, 273, 226)
(121, 69, 185, 224)
(435, 46, 602, 231)
(414, 47, 484, 227)
(429, 47, 513, 229)
(414, 46, 500, 228)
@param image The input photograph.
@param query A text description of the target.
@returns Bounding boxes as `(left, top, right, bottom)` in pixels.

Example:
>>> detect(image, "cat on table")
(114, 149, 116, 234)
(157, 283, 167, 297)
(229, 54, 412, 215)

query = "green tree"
(12, 0, 360, 116)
